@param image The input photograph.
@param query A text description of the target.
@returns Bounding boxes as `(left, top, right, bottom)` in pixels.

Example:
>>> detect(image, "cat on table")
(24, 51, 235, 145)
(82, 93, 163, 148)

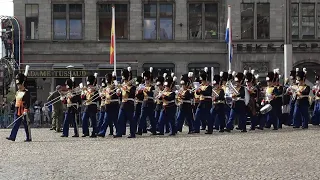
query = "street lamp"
(66, 65, 74, 79)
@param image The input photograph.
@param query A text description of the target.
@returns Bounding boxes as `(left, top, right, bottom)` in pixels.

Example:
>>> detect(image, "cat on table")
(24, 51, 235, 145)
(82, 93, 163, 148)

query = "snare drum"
(260, 104, 272, 115)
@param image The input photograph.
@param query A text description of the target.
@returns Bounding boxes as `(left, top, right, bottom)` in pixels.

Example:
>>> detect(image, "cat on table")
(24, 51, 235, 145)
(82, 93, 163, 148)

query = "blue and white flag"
(225, 18, 233, 64)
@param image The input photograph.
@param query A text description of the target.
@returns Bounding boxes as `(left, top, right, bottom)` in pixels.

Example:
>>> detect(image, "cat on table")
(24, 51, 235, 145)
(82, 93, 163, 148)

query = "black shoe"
(273, 128, 278, 130)
(50, 128, 55, 131)
(56, 129, 62, 133)
(113, 135, 122, 138)
(97, 134, 105, 137)
(82, 134, 89, 137)
(6, 137, 15, 141)
(60, 135, 68, 137)
(201, 127, 206, 130)
(24, 139, 32, 142)
(188, 131, 193, 134)
(109, 133, 113, 136)
(293, 126, 300, 128)
(241, 130, 247, 133)
(156, 133, 164, 135)
(193, 131, 200, 133)
(302, 127, 308, 129)
(236, 127, 241, 130)
(219, 129, 224, 133)
(72, 135, 79, 137)
(249, 128, 255, 131)
(257, 127, 264, 130)
(205, 131, 213, 134)
(143, 130, 147, 133)
(136, 132, 142, 135)
(225, 129, 231, 133)
(169, 133, 176, 136)
(127, 135, 136, 138)
(90, 134, 97, 138)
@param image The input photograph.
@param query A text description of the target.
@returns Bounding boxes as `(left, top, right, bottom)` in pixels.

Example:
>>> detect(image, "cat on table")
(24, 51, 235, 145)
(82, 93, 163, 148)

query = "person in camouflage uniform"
(47, 85, 64, 132)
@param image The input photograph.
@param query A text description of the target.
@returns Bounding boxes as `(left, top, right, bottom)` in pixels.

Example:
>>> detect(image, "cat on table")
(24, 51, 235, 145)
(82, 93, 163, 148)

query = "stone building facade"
(11, 0, 320, 102)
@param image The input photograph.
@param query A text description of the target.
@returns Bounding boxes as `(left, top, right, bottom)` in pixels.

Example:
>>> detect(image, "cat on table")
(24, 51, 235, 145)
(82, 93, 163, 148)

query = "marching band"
(6, 65, 320, 141)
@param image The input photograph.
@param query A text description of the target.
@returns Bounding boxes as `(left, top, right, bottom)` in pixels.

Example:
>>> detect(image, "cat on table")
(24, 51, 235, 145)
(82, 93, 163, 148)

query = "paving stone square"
(1, 126, 320, 180)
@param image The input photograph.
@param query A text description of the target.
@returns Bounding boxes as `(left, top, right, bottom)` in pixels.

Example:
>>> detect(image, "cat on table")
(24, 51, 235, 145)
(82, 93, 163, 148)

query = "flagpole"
(228, 5, 232, 72)
(112, 6, 117, 75)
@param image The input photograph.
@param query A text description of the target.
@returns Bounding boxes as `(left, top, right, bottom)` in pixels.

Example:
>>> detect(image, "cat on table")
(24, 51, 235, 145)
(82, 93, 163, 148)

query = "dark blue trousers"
(139, 105, 157, 134)
(155, 110, 170, 133)
(176, 105, 194, 133)
(211, 104, 226, 131)
(312, 100, 320, 125)
(293, 104, 310, 128)
(62, 112, 78, 137)
(226, 108, 246, 131)
(116, 104, 135, 137)
(265, 109, 278, 129)
(98, 103, 119, 136)
(274, 105, 282, 128)
(289, 99, 296, 125)
(9, 114, 31, 140)
(97, 109, 105, 130)
(224, 104, 231, 123)
(194, 107, 212, 132)
(82, 110, 98, 135)
(134, 103, 142, 133)
(158, 106, 177, 134)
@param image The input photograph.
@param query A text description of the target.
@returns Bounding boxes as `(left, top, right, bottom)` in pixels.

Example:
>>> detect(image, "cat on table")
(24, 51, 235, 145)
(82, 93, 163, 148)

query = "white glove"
(114, 80, 118, 86)
(261, 101, 264, 106)
(158, 92, 163, 97)
(175, 90, 179, 94)
(23, 111, 27, 115)
(116, 89, 121, 94)
(60, 96, 65, 101)
(79, 83, 83, 89)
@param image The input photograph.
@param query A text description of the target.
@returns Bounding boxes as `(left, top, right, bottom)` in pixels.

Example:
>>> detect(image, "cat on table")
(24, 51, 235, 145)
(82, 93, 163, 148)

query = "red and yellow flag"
(110, 6, 115, 64)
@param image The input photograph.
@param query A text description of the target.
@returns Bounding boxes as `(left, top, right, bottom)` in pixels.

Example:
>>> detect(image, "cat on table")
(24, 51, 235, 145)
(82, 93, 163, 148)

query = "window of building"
(188, 3, 218, 40)
(25, 4, 39, 40)
(53, 4, 67, 40)
(188, 63, 220, 82)
(143, 2, 173, 40)
(241, 3, 254, 39)
(53, 4, 83, 40)
(142, 63, 175, 78)
(301, 3, 315, 39)
(291, 3, 299, 39)
(257, 3, 270, 39)
(98, 4, 129, 40)
(69, 4, 82, 40)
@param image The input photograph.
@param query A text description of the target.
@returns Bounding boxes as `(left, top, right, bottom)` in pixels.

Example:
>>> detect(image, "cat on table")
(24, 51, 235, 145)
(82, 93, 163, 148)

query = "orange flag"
(110, 6, 115, 64)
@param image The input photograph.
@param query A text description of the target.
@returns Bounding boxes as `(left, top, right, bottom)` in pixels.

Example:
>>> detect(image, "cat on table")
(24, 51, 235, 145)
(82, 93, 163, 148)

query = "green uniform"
(47, 91, 63, 131)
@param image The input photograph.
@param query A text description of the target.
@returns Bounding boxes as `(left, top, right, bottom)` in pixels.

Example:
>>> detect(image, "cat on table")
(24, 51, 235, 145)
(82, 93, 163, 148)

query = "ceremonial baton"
(7, 114, 25, 128)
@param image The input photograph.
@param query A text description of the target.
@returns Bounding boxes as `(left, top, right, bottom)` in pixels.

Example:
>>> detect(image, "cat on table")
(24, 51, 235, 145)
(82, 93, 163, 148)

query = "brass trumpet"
(226, 81, 239, 95)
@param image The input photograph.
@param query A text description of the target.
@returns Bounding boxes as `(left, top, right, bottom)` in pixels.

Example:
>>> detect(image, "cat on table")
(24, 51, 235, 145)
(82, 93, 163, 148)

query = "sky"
(0, 0, 14, 58)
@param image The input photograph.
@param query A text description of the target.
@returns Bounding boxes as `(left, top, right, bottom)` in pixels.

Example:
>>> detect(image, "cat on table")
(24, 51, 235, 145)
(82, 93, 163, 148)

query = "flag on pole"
(110, 6, 116, 64)
(225, 17, 232, 64)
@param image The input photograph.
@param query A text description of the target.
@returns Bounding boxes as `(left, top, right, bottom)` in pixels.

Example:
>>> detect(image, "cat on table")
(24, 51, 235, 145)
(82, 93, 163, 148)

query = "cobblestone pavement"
(1, 126, 320, 180)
